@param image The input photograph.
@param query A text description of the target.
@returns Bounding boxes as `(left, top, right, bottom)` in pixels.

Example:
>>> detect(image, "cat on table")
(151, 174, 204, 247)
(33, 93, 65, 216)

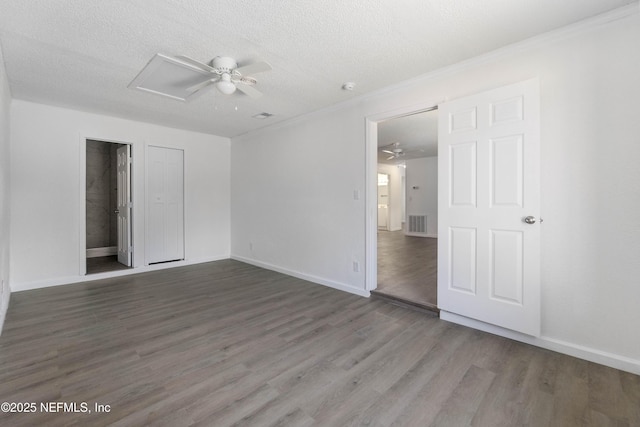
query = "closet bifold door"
(147, 146, 185, 264)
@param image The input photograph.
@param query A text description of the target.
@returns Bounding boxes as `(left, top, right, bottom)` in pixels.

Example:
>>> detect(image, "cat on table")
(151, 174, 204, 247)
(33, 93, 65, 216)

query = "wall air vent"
(408, 215, 427, 234)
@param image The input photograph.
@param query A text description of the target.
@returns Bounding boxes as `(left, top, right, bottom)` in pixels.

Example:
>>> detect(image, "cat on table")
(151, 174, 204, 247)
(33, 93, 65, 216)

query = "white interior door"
(437, 79, 540, 336)
(147, 146, 184, 264)
(116, 145, 132, 266)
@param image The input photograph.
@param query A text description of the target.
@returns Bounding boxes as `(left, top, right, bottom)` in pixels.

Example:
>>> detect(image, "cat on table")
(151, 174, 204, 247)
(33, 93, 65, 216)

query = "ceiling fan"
(128, 53, 272, 102)
(381, 142, 406, 160)
(177, 55, 272, 98)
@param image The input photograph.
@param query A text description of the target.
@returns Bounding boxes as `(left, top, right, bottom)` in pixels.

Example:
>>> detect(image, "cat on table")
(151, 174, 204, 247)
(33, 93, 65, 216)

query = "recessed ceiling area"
(0, 0, 634, 137)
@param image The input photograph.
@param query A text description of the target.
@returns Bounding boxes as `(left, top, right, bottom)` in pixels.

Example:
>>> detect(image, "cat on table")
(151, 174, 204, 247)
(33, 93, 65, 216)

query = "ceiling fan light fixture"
(216, 73, 236, 95)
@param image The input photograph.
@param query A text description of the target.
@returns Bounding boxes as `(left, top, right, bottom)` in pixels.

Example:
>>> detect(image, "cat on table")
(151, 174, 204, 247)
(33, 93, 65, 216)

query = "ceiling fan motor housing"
(211, 56, 237, 73)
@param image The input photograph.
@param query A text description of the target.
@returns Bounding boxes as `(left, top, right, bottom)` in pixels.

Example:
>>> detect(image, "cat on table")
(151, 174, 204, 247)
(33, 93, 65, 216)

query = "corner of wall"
(0, 38, 13, 336)
(0, 288, 9, 337)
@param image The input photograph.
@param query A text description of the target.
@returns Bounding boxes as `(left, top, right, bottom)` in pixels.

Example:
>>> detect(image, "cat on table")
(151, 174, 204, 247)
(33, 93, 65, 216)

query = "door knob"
(114, 209, 120, 214)
(523, 216, 536, 224)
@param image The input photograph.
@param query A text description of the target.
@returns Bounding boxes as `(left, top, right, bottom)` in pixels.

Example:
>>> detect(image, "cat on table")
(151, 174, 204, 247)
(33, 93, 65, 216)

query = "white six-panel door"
(147, 146, 185, 264)
(437, 79, 541, 336)
(116, 145, 132, 267)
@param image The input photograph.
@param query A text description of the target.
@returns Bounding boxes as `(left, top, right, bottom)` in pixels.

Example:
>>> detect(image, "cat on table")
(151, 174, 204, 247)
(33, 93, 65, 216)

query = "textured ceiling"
(0, 0, 634, 138)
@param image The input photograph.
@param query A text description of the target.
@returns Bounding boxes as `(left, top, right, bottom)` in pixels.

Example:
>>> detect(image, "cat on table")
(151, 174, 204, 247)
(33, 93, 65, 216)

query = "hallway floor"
(376, 230, 437, 309)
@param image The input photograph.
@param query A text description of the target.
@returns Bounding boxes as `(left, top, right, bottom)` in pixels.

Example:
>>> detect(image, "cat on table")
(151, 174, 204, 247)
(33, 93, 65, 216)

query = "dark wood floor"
(377, 230, 437, 308)
(1, 260, 638, 426)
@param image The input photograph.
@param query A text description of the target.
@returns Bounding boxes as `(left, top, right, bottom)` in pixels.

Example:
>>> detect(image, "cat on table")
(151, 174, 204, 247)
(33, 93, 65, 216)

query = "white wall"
(231, 9, 640, 370)
(0, 44, 11, 334)
(231, 106, 367, 296)
(10, 101, 231, 290)
(377, 163, 404, 231)
(405, 157, 437, 236)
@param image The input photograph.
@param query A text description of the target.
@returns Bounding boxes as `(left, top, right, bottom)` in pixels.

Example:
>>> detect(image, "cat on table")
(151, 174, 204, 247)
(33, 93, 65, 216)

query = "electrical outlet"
(249, 242, 253, 251)
(352, 261, 360, 273)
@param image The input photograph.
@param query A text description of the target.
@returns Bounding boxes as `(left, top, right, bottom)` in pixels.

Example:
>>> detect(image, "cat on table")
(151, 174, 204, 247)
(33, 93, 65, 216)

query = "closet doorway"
(85, 139, 132, 274)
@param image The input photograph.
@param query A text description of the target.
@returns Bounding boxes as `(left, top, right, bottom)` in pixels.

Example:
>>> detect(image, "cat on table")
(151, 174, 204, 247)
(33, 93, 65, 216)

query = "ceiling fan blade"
(187, 77, 219, 93)
(386, 155, 395, 160)
(235, 61, 272, 76)
(236, 82, 263, 99)
(175, 55, 216, 73)
(382, 150, 394, 154)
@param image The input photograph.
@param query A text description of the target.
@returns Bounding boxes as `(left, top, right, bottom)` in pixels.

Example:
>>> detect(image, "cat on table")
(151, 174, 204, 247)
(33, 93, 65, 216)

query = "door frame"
(79, 135, 137, 275)
(365, 102, 439, 291)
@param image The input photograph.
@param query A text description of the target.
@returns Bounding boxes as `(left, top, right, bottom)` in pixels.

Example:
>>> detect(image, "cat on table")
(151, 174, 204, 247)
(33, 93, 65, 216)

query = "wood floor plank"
(588, 362, 640, 425)
(549, 356, 591, 427)
(0, 259, 638, 427)
(190, 382, 280, 426)
(430, 364, 496, 427)
(391, 329, 533, 426)
(238, 360, 344, 426)
(508, 349, 556, 427)
(377, 230, 437, 306)
(471, 342, 537, 426)
(352, 324, 471, 426)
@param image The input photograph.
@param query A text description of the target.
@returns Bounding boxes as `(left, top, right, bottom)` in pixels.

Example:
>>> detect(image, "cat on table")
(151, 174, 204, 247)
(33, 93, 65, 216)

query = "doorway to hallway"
(370, 107, 439, 311)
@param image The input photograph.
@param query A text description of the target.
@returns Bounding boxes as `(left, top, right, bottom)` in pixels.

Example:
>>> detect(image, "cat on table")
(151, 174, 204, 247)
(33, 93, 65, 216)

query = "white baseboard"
(231, 255, 370, 298)
(11, 255, 229, 292)
(440, 311, 640, 376)
(86, 246, 117, 258)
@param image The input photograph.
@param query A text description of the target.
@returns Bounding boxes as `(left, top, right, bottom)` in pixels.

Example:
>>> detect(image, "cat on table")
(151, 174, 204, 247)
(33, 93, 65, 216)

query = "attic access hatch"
(128, 54, 212, 102)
